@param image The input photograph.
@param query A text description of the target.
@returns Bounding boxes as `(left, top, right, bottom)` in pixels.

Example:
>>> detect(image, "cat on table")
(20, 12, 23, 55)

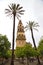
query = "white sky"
(0, 0, 43, 48)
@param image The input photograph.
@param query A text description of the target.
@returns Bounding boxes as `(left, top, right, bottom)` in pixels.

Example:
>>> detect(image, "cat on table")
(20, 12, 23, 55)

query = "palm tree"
(25, 21, 41, 65)
(5, 3, 25, 65)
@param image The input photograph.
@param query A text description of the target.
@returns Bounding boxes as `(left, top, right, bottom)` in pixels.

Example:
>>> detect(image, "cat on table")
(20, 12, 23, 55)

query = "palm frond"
(18, 10, 25, 12)
(11, 3, 16, 10)
(5, 3, 24, 19)
(11, 3, 14, 7)
(29, 21, 31, 26)
(24, 28, 29, 31)
(16, 16, 19, 20)
(16, 4, 20, 9)
(24, 26, 30, 31)
(26, 22, 29, 25)
(33, 28, 39, 32)
(5, 9, 11, 12)
(5, 13, 12, 17)
(24, 26, 27, 29)
(24, 22, 31, 30)
(35, 25, 39, 27)
(25, 21, 39, 32)
(33, 22, 40, 27)
(31, 21, 34, 24)
(18, 12, 24, 15)
(18, 7, 23, 10)
(5, 12, 11, 14)
(5, 11, 8, 13)
(24, 25, 29, 29)
(8, 5, 12, 10)
(16, 14, 21, 17)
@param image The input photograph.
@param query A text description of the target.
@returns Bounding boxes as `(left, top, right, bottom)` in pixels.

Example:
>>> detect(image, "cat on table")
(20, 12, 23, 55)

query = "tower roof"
(18, 20, 22, 24)
(17, 20, 24, 32)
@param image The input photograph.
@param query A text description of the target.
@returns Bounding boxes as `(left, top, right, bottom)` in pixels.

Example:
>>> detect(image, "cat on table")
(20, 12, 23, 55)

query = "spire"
(17, 20, 24, 32)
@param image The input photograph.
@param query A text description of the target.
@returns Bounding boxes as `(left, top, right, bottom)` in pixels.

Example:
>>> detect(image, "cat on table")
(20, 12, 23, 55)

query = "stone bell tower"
(16, 20, 26, 47)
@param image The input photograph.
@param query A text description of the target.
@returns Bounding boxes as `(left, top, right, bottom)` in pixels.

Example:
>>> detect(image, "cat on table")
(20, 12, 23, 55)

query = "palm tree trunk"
(31, 28, 41, 65)
(11, 14, 15, 65)
(31, 28, 37, 50)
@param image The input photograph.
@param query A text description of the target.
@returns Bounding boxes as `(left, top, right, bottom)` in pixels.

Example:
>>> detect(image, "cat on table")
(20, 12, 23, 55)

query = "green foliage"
(38, 38, 43, 56)
(15, 43, 36, 58)
(23, 43, 32, 57)
(15, 43, 40, 58)
(31, 48, 40, 57)
(4, 50, 12, 59)
(0, 34, 11, 58)
(15, 47, 25, 58)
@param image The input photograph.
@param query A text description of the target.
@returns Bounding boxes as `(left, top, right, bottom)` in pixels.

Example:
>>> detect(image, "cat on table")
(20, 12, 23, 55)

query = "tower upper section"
(16, 20, 26, 40)
(17, 20, 24, 32)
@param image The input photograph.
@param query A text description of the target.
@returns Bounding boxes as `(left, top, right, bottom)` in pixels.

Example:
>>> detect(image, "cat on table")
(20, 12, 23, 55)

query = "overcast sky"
(0, 0, 43, 48)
